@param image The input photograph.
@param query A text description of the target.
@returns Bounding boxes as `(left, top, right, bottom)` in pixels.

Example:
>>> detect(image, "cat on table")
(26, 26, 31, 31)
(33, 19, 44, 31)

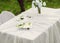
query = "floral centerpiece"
(32, 0, 46, 14)
(16, 15, 32, 30)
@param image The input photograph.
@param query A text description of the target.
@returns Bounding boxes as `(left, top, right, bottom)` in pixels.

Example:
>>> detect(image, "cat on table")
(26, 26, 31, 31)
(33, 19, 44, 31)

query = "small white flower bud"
(43, 2, 46, 6)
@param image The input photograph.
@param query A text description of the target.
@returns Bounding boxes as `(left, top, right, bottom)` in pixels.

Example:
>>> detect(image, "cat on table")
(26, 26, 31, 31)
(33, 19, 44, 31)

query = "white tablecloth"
(0, 7, 60, 43)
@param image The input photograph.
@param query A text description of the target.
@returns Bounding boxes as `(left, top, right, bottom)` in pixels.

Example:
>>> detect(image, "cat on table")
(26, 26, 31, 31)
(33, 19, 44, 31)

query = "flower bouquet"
(32, 0, 46, 14)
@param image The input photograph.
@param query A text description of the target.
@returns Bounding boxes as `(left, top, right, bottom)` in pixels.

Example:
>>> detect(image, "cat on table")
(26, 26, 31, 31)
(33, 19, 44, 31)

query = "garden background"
(0, 0, 60, 15)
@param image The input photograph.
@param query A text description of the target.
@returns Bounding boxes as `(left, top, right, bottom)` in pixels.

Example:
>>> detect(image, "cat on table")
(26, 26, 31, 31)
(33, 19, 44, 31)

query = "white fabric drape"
(0, 7, 60, 43)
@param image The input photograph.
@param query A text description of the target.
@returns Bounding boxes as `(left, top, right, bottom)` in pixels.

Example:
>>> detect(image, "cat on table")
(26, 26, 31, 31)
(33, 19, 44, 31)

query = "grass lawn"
(0, 0, 60, 15)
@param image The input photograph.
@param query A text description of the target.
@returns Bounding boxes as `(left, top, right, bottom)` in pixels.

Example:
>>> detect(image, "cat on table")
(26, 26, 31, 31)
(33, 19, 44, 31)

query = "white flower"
(17, 22, 32, 29)
(43, 2, 46, 6)
(24, 22, 32, 28)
